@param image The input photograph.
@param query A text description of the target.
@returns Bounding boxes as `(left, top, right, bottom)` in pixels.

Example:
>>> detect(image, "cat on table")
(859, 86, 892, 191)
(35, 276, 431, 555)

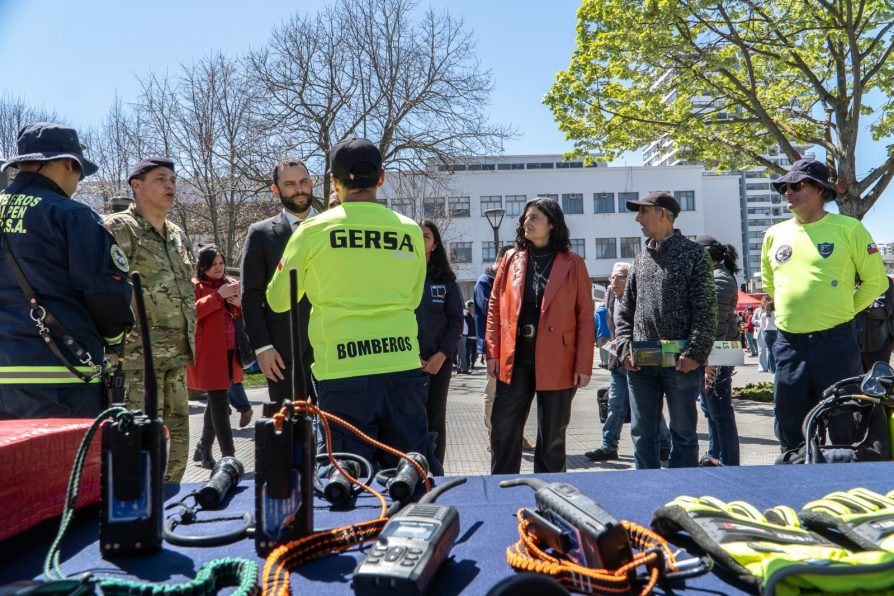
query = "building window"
(482, 241, 512, 262)
(749, 242, 763, 251)
(747, 207, 771, 215)
(593, 192, 615, 214)
(570, 238, 586, 258)
(620, 237, 641, 258)
(618, 192, 638, 212)
(539, 193, 559, 201)
(497, 163, 511, 170)
(480, 195, 502, 213)
(391, 198, 415, 219)
(423, 197, 445, 218)
(480, 164, 495, 171)
(594, 238, 617, 259)
(448, 196, 470, 217)
(674, 190, 695, 212)
(511, 163, 524, 170)
(506, 195, 527, 217)
(561, 193, 584, 214)
(748, 231, 765, 239)
(449, 242, 472, 263)
(746, 183, 771, 191)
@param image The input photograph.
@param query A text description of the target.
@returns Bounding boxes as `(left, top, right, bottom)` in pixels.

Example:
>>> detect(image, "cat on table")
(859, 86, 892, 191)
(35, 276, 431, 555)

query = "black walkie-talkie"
(353, 477, 467, 596)
(254, 269, 315, 556)
(99, 271, 167, 558)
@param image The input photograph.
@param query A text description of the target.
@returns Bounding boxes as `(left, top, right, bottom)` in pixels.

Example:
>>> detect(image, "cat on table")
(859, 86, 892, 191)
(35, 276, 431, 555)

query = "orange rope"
(505, 509, 676, 595)
(261, 401, 435, 594)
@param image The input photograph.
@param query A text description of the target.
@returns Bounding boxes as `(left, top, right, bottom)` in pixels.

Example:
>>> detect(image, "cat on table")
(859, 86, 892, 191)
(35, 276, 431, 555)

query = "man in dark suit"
(240, 159, 316, 403)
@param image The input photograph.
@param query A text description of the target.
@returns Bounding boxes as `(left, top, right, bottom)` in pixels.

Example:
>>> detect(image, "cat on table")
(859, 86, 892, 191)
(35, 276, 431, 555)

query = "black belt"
(518, 324, 536, 338)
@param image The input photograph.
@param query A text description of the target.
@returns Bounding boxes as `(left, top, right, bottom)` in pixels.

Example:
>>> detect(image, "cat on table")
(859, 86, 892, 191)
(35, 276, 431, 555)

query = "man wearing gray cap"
(104, 156, 195, 483)
(614, 191, 716, 469)
(0, 123, 134, 418)
(762, 159, 887, 453)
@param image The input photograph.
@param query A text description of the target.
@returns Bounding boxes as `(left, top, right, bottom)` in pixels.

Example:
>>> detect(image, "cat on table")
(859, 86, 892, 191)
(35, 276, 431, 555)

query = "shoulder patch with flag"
(868, 243, 879, 255)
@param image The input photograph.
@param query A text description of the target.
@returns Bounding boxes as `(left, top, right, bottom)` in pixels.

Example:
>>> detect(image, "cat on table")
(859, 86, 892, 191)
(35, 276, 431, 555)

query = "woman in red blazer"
(187, 245, 244, 468)
(486, 197, 595, 474)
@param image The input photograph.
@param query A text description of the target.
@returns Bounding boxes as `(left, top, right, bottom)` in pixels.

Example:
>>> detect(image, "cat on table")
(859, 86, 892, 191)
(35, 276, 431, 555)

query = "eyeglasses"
(778, 180, 810, 194)
(610, 274, 628, 280)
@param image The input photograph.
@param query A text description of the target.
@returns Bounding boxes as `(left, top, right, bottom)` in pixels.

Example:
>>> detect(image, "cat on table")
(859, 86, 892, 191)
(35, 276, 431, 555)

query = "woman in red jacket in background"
(188, 244, 243, 468)
(486, 197, 595, 474)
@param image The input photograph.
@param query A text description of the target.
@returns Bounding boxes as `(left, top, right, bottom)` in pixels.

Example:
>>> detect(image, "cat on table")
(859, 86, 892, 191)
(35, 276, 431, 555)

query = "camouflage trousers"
(125, 367, 189, 484)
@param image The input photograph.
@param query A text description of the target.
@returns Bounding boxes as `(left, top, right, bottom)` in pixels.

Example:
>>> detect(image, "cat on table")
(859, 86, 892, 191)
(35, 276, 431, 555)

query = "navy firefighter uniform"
(0, 171, 134, 419)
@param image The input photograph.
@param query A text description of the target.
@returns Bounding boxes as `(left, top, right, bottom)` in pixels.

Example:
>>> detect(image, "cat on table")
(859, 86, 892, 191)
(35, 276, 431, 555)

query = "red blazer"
(485, 249, 595, 390)
(187, 279, 244, 391)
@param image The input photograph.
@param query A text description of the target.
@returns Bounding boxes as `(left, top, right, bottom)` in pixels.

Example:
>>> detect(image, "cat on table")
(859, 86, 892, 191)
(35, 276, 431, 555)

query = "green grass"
(733, 381, 774, 402)
(242, 372, 268, 388)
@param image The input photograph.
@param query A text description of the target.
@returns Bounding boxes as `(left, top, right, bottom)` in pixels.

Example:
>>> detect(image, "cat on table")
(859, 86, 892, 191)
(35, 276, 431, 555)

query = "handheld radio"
(254, 269, 315, 555)
(353, 477, 467, 596)
(500, 478, 633, 572)
(99, 271, 167, 557)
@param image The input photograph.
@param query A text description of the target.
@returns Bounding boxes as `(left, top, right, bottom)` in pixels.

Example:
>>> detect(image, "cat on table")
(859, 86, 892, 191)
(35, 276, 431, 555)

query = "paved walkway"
(183, 353, 780, 483)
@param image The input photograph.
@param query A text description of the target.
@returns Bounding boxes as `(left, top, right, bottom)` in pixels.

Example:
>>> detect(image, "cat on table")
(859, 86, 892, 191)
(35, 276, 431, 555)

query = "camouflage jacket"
(104, 205, 196, 370)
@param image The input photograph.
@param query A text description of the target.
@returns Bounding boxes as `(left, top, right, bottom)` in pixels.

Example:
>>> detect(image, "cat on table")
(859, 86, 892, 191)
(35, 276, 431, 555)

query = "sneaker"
(584, 447, 618, 461)
(659, 447, 671, 462)
(521, 437, 536, 452)
(239, 409, 254, 428)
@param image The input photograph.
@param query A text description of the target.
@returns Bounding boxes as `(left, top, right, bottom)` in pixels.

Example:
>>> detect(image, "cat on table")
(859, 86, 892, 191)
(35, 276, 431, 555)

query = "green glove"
(800, 487, 894, 553)
(651, 495, 894, 595)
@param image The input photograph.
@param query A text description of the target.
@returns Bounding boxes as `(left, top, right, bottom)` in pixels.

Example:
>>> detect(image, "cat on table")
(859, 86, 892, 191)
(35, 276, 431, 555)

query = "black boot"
(193, 443, 215, 469)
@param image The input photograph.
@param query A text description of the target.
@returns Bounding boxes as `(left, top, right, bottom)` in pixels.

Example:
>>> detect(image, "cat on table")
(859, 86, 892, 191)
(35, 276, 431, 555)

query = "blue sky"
(1, 0, 890, 240)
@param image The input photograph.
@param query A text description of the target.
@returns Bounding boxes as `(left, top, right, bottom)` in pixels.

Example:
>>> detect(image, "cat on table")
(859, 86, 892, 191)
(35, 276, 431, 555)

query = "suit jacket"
(240, 211, 312, 366)
(485, 249, 595, 390)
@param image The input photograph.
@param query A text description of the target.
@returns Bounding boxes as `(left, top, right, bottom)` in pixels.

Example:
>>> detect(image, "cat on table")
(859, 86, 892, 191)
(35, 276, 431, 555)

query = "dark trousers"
(315, 369, 442, 476)
(266, 359, 317, 405)
(490, 367, 575, 474)
(774, 321, 863, 452)
(425, 362, 452, 470)
(862, 345, 893, 373)
(200, 389, 235, 457)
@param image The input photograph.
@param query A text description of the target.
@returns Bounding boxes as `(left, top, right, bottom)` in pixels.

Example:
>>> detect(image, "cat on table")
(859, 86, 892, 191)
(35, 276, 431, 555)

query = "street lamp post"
(484, 208, 506, 255)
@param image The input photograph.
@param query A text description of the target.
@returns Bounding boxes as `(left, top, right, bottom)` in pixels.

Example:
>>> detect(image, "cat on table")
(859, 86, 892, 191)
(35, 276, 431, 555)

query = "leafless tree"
(246, 0, 513, 200)
(0, 92, 60, 161)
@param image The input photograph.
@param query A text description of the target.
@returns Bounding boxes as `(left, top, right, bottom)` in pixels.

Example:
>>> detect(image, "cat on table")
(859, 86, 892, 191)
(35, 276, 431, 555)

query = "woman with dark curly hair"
(415, 220, 463, 470)
(187, 245, 243, 468)
(485, 198, 595, 473)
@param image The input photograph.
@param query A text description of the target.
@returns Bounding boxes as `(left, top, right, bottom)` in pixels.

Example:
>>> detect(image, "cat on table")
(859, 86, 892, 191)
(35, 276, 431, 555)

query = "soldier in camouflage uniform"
(104, 157, 196, 483)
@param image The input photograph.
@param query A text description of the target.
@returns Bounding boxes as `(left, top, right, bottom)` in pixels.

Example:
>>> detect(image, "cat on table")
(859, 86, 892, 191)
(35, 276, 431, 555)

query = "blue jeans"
(602, 369, 671, 452)
(228, 382, 251, 413)
(628, 366, 703, 469)
(745, 333, 757, 356)
(698, 366, 739, 465)
(763, 330, 778, 373)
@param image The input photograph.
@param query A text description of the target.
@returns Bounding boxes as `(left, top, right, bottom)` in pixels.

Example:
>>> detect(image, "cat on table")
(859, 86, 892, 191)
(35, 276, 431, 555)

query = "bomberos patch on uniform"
(110, 244, 129, 272)
(817, 242, 834, 258)
(774, 244, 792, 263)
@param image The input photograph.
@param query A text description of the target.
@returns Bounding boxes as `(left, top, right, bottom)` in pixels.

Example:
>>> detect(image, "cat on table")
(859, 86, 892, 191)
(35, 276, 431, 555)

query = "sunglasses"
(778, 180, 811, 194)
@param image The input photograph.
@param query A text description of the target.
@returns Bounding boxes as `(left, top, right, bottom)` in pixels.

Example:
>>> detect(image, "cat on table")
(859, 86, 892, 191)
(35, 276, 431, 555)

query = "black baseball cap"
(1, 122, 98, 180)
(128, 156, 175, 183)
(771, 159, 836, 196)
(330, 138, 382, 188)
(625, 191, 681, 217)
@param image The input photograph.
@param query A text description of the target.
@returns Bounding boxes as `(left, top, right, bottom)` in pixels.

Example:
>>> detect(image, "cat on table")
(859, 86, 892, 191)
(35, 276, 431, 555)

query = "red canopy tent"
(736, 290, 762, 311)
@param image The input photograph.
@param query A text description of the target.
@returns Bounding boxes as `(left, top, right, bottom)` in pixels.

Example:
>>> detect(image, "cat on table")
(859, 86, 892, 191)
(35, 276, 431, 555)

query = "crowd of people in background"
(3, 122, 894, 482)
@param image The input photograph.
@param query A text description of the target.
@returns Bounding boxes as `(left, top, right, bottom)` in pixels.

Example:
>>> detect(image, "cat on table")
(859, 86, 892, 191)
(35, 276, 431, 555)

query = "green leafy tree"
(545, 0, 894, 219)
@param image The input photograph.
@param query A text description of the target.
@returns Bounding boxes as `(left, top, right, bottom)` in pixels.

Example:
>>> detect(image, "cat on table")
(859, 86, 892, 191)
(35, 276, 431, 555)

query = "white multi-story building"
(379, 154, 743, 298)
(643, 136, 814, 286)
